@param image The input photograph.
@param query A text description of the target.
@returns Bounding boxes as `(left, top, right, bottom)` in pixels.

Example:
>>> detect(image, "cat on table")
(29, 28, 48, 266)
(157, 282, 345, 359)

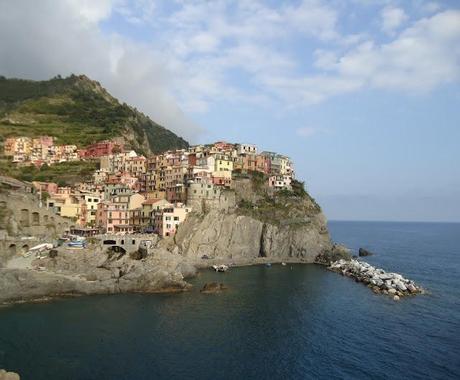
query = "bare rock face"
(175, 209, 331, 262)
(0, 247, 193, 305)
(175, 211, 263, 259)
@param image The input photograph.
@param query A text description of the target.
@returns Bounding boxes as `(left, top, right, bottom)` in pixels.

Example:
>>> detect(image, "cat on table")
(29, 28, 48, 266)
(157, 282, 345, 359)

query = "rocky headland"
(0, 175, 423, 305)
(0, 175, 338, 305)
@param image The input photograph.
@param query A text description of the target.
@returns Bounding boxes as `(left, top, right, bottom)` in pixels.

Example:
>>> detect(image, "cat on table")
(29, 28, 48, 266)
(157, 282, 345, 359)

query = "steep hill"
(0, 74, 189, 154)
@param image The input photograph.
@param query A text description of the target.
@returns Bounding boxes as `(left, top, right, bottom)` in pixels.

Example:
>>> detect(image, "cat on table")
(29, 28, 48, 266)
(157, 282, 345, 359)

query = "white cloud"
(381, 6, 408, 35)
(264, 10, 460, 106)
(419, 2, 442, 14)
(1, 0, 459, 133)
(340, 10, 460, 92)
(0, 0, 201, 141)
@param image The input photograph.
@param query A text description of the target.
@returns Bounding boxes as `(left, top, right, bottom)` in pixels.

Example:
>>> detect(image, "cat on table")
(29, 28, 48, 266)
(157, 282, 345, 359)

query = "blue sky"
(1, 0, 459, 221)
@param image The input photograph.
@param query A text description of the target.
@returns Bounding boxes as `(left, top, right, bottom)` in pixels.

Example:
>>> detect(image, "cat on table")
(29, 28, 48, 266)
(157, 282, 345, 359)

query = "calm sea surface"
(0, 221, 459, 379)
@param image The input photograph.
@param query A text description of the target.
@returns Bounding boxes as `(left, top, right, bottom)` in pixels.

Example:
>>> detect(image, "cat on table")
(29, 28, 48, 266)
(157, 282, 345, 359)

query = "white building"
(154, 203, 191, 237)
(268, 175, 292, 190)
(237, 143, 258, 155)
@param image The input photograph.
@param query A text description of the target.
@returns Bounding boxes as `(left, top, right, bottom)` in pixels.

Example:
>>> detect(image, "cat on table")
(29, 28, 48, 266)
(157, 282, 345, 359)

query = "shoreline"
(0, 257, 317, 308)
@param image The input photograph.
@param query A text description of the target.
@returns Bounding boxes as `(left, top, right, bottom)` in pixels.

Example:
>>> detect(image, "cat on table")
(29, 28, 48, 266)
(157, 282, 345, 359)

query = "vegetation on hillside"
(235, 173, 321, 224)
(0, 75, 189, 153)
(0, 158, 98, 186)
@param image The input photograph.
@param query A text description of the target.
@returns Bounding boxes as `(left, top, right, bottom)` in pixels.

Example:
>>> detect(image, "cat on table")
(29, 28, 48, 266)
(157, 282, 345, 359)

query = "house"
(268, 175, 292, 190)
(236, 143, 257, 155)
(77, 193, 102, 226)
(213, 154, 233, 173)
(260, 151, 294, 176)
(153, 203, 191, 237)
(95, 193, 145, 233)
(241, 154, 257, 172)
(256, 154, 271, 174)
(141, 198, 173, 227)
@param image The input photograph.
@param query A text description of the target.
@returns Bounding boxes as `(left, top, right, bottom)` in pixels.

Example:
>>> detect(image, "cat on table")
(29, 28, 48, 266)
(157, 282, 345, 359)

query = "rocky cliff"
(175, 177, 332, 263)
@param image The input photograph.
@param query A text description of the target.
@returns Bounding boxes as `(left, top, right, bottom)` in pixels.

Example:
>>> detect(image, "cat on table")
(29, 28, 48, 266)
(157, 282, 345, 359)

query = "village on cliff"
(3, 136, 295, 238)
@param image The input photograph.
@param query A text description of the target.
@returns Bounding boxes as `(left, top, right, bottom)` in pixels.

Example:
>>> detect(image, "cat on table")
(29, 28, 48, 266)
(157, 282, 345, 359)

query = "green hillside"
(0, 74, 189, 154)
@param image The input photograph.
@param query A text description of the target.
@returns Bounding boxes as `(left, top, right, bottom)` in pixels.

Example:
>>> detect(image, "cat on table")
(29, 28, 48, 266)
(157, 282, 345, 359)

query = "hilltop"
(0, 74, 189, 155)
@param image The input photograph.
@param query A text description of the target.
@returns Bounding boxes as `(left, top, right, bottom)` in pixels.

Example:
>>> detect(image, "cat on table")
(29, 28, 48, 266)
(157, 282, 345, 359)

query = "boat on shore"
(24, 243, 53, 257)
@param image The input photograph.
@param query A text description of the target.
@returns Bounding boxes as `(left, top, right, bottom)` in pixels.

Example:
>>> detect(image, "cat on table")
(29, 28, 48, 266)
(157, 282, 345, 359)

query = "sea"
(0, 221, 459, 380)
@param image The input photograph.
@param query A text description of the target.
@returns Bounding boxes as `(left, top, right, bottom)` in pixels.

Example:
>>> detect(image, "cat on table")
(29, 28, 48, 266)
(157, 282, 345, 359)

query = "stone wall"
(0, 191, 73, 238)
(186, 184, 236, 213)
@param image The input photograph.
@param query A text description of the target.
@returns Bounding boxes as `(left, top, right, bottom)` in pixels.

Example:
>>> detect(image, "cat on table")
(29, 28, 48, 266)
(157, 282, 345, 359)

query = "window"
(174, 216, 179, 221)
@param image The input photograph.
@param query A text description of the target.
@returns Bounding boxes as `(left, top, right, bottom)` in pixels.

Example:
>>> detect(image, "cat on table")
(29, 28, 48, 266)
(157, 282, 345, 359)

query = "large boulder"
(0, 369, 20, 380)
(315, 243, 351, 265)
(359, 248, 374, 257)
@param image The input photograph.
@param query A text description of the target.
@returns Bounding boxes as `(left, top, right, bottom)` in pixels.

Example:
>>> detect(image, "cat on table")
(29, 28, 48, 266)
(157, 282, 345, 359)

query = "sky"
(0, 0, 459, 222)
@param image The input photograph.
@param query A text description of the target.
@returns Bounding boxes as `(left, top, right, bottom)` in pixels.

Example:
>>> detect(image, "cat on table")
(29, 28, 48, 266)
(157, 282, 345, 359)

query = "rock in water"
(200, 282, 227, 294)
(359, 248, 374, 257)
(0, 369, 20, 380)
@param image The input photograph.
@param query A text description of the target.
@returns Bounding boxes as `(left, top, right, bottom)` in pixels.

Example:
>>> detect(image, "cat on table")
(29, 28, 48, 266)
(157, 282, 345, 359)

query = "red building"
(213, 141, 234, 152)
(79, 141, 123, 159)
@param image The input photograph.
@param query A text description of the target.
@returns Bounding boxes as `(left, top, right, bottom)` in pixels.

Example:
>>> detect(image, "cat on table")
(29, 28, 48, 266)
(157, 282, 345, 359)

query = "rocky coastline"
(328, 259, 423, 300)
(0, 176, 424, 306)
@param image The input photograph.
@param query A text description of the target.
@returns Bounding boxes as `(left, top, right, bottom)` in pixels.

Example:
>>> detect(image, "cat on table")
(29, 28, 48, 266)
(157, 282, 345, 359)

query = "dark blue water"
(0, 221, 459, 379)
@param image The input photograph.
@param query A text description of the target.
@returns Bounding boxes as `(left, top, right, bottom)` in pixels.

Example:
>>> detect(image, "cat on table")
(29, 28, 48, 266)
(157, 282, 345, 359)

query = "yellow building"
(214, 154, 233, 173)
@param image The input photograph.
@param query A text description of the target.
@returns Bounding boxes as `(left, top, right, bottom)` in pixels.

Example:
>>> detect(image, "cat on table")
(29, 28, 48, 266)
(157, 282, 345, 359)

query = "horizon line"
(328, 219, 460, 224)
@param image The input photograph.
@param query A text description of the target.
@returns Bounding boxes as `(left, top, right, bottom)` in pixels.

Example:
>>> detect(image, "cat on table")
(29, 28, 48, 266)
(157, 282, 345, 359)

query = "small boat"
(67, 241, 86, 249)
(265, 263, 272, 267)
(212, 264, 229, 272)
(281, 262, 287, 266)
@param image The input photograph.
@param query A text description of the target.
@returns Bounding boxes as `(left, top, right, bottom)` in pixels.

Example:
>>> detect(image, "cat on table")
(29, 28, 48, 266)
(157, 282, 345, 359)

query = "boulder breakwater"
(328, 259, 423, 300)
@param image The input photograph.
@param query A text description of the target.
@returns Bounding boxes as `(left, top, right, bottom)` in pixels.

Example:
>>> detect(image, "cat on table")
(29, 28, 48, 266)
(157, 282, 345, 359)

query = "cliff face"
(175, 177, 332, 262)
(175, 210, 331, 262)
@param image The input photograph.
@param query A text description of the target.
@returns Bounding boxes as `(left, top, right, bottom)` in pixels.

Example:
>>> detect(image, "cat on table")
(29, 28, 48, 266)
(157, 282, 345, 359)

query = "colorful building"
(153, 203, 191, 237)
